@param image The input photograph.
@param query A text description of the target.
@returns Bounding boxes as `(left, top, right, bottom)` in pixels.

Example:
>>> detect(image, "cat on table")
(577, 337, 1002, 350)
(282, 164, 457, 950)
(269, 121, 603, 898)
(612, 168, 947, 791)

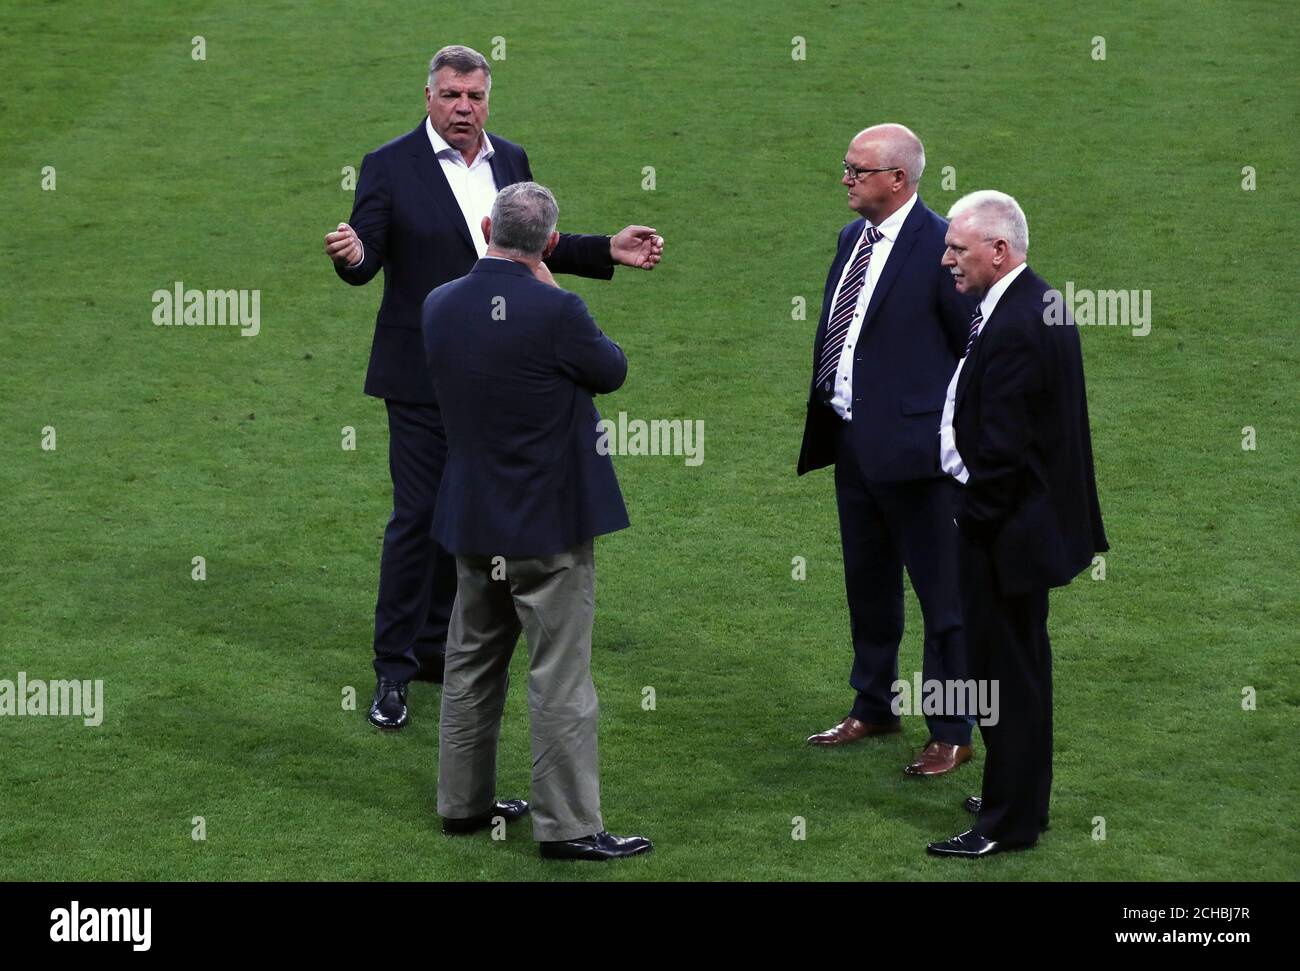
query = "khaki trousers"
(437, 541, 603, 842)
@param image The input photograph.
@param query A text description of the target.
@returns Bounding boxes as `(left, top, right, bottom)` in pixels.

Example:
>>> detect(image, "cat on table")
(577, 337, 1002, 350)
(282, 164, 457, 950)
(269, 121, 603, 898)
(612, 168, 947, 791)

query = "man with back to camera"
(323, 45, 664, 732)
(798, 124, 979, 776)
(423, 181, 651, 862)
(927, 190, 1107, 858)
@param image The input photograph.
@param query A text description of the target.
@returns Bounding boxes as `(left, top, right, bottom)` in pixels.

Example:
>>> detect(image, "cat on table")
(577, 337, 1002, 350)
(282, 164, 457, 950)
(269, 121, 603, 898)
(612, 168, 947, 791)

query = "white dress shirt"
(939, 262, 1029, 483)
(426, 117, 498, 257)
(347, 122, 498, 268)
(828, 192, 919, 420)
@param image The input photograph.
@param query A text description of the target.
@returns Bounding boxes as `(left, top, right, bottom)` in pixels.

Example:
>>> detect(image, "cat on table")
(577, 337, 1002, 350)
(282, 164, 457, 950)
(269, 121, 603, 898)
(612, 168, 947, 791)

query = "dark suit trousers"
(372, 400, 459, 682)
(960, 533, 1052, 844)
(832, 420, 971, 745)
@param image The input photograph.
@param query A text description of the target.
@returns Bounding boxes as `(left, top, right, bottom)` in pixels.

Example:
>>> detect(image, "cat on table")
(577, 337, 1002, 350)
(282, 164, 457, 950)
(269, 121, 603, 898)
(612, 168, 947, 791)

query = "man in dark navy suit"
(798, 124, 978, 776)
(423, 182, 651, 862)
(927, 191, 1107, 858)
(323, 45, 663, 731)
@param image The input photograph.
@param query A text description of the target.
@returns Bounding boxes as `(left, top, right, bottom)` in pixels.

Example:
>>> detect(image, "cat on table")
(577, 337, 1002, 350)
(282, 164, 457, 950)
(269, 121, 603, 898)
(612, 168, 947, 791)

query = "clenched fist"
(610, 225, 664, 270)
(324, 222, 363, 267)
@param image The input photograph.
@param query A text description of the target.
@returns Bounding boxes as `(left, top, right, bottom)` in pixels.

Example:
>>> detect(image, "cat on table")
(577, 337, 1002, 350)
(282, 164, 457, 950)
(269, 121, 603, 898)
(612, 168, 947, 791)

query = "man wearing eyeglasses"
(798, 124, 977, 777)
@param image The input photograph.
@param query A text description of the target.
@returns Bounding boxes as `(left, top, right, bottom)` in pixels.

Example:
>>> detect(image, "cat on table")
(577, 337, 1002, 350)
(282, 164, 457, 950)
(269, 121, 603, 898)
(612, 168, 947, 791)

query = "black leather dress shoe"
(927, 828, 1035, 858)
(368, 679, 409, 731)
(442, 798, 530, 835)
(539, 831, 653, 861)
(963, 796, 1049, 831)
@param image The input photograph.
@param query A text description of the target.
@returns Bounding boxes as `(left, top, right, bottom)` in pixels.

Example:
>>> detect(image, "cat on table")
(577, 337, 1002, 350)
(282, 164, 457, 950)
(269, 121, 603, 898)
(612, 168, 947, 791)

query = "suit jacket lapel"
(856, 199, 925, 338)
(486, 141, 515, 191)
(954, 331, 982, 409)
(954, 267, 1033, 410)
(408, 120, 475, 253)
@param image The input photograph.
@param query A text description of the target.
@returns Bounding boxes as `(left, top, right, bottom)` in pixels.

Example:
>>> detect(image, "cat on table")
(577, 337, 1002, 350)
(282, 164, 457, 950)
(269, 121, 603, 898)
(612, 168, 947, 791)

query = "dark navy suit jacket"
(422, 259, 630, 557)
(337, 122, 616, 403)
(954, 266, 1108, 595)
(797, 198, 973, 480)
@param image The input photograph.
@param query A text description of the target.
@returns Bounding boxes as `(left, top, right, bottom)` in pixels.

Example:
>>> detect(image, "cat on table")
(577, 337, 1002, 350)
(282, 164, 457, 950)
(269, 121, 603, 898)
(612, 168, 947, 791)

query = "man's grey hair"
(489, 182, 558, 257)
(428, 45, 492, 91)
(947, 190, 1029, 256)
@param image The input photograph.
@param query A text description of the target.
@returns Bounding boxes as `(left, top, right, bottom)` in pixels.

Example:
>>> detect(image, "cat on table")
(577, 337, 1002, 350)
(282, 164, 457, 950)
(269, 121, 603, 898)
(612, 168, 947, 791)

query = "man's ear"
(481, 216, 492, 246)
(542, 230, 559, 260)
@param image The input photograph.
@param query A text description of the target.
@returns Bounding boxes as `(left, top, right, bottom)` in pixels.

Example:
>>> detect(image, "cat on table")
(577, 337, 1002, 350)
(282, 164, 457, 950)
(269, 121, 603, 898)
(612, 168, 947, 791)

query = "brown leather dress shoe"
(903, 740, 973, 776)
(807, 716, 901, 746)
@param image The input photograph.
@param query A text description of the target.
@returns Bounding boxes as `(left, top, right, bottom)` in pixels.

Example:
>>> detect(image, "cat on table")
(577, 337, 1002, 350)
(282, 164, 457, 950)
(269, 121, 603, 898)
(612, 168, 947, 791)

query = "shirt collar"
(869, 192, 918, 242)
(979, 262, 1028, 321)
(425, 116, 494, 164)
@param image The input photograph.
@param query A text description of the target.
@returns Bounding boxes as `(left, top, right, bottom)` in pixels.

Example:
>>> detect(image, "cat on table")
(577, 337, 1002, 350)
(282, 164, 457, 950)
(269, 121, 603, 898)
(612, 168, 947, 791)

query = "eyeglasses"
(842, 161, 900, 181)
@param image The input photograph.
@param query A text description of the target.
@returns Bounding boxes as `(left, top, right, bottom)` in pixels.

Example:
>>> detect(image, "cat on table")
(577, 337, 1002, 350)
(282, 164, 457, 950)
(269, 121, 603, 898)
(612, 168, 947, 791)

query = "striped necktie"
(816, 225, 885, 393)
(963, 308, 984, 358)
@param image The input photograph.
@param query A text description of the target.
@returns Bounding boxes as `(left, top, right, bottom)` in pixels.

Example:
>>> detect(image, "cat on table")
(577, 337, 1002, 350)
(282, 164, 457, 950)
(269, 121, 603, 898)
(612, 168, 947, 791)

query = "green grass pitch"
(1, 0, 1297, 881)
